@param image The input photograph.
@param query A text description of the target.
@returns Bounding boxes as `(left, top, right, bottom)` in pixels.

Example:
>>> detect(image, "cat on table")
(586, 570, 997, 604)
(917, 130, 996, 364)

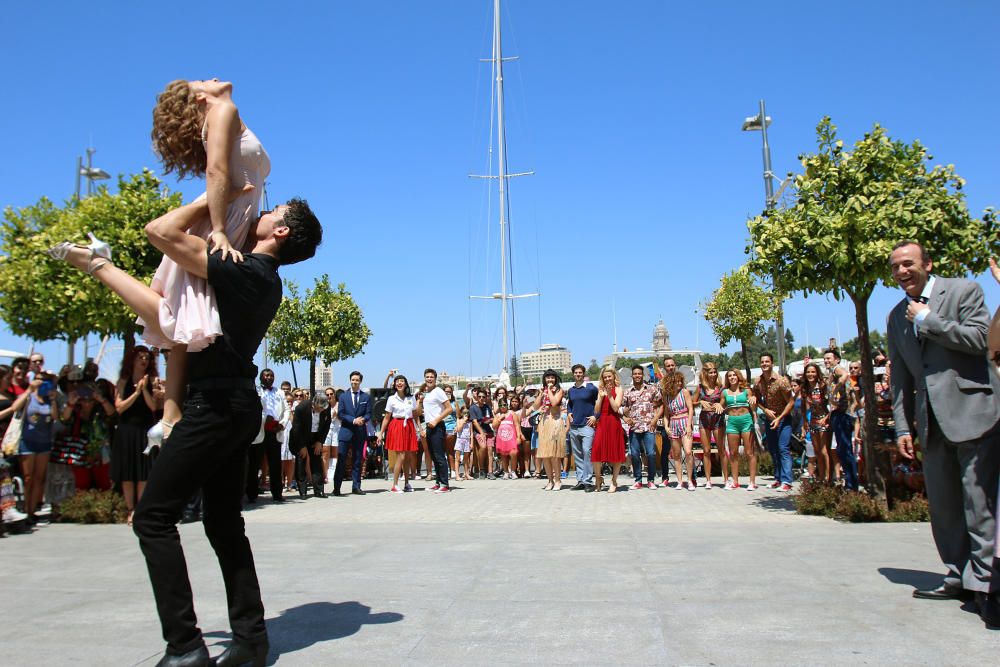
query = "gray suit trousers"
(924, 411, 999, 593)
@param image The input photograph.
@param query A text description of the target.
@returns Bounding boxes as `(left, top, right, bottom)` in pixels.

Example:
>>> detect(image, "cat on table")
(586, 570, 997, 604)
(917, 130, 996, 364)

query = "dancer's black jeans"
(132, 387, 266, 655)
(427, 422, 449, 487)
(295, 437, 325, 492)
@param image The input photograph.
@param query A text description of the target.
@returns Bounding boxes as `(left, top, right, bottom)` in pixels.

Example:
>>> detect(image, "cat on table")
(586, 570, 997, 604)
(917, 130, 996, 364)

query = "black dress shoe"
(352, 488, 366, 495)
(912, 583, 969, 600)
(584, 485, 596, 493)
(298, 488, 308, 499)
(975, 591, 1000, 627)
(272, 495, 285, 503)
(572, 482, 586, 491)
(214, 639, 269, 667)
(314, 488, 327, 498)
(155, 645, 213, 667)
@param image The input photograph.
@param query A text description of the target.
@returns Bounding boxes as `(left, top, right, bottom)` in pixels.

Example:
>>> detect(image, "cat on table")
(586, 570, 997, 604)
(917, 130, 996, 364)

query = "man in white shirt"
(253, 368, 287, 503)
(420, 368, 454, 493)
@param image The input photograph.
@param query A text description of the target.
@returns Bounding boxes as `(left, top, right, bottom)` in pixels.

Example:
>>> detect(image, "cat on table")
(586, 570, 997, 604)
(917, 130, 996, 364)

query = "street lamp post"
(742, 99, 786, 374)
(69, 147, 111, 366)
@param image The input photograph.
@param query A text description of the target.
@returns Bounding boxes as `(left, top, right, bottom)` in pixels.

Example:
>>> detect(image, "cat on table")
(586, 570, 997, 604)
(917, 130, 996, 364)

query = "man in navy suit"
(335, 371, 372, 496)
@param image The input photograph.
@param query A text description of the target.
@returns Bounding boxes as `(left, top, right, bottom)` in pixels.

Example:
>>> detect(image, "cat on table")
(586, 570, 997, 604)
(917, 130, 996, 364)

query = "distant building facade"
(519, 344, 572, 376)
(652, 319, 671, 353)
(313, 362, 333, 389)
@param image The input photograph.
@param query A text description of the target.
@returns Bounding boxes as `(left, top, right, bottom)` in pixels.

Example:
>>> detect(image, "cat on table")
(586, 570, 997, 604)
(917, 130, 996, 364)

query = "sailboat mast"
(494, 0, 509, 375)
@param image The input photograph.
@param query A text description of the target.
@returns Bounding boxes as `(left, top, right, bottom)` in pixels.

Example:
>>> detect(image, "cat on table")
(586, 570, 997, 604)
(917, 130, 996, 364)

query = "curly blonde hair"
(151, 80, 206, 179)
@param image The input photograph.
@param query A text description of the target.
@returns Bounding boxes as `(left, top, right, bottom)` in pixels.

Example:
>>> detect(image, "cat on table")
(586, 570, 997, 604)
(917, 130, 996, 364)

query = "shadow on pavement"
(206, 601, 404, 664)
(877, 567, 941, 589)
(749, 495, 797, 513)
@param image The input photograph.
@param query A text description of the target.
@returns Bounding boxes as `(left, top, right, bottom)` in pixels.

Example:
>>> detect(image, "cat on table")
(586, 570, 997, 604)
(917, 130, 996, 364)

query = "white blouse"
(386, 394, 417, 421)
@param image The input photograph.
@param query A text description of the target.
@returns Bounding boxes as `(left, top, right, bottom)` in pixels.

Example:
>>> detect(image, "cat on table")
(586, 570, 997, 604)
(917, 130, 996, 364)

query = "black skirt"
(111, 422, 151, 483)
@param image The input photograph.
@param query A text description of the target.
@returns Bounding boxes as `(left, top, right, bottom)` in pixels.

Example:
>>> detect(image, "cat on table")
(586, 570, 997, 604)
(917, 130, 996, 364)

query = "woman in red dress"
(592, 367, 626, 492)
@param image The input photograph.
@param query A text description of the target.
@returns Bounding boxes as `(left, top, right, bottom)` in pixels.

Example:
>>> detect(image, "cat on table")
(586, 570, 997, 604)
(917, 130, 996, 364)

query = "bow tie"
(915, 296, 928, 304)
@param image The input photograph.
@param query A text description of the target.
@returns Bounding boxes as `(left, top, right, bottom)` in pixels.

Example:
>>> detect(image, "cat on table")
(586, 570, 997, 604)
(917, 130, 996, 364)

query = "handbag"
(1, 407, 24, 456)
(51, 435, 88, 466)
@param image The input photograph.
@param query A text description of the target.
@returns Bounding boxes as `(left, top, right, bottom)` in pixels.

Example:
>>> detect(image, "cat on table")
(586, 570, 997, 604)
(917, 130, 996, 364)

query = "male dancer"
(51, 194, 322, 666)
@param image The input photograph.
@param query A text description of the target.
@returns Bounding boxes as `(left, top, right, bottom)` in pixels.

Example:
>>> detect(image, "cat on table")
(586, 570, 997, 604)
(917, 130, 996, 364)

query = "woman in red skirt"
(377, 375, 421, 493)
(592, 367, 626, 492)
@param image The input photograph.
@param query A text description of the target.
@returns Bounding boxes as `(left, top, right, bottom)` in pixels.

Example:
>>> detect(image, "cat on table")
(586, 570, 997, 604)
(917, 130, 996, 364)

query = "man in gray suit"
(887, 240, 1000, 627)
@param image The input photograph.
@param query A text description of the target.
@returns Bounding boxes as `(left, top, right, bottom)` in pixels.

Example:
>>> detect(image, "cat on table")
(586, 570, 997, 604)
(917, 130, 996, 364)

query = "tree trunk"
(740, 339, 752, 382)
(850, 291, 891, 510)
(309, 354, 316, 398)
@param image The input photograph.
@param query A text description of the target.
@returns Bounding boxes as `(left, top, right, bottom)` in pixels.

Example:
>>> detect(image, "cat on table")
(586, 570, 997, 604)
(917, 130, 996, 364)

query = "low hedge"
(794, 479, 930, 523)
(57, 489, 128, 524)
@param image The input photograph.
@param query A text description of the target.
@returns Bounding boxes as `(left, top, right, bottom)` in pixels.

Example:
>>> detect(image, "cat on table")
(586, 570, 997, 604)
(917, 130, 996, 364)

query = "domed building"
(652, 319, 671, 354)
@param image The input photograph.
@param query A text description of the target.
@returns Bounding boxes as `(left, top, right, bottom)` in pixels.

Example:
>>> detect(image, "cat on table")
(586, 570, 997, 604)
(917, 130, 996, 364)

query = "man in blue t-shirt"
(567, 364, 598, 491)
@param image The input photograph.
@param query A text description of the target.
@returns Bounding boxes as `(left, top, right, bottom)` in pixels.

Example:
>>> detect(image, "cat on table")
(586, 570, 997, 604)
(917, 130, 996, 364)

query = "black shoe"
(298, 488, 308, 499)
(333, 489, 342, 497)
(314, 488, 327, 499)
(975, 591, 1000, 627)
(912, 583, 970, 600)
(214, 638, 269, 667)
(245, 496, 256, 505)
(155, 645, 213, 667)
(584, 485, 596, 493)
(352, 488, 366, 496)
(572, 482, 586, 491)
(272, 496, 285, 503)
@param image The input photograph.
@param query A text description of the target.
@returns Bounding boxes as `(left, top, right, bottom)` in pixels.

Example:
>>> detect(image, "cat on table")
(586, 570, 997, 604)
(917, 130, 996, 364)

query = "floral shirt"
(622, 382, 662, 433)
(752, 373, 792, 416)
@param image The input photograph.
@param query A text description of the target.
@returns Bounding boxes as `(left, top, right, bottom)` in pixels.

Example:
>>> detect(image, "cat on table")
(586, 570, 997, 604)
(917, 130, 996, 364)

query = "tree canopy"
(267, 275, 371, 393)
(702, 266, 775, 379)
(746, 117, 997, 506)
(0, 170, 181, 346)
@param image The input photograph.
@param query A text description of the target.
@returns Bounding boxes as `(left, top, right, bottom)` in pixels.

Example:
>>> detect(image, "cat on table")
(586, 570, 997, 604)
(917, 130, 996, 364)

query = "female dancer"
(141, 78, 270, 445)
(722, 369, 758, 490)
(112, 346, 158, 524)
(534, 370, 565, 489)
(662, 371, 696, 490)
(695, 362, 726, 488)
(800, 362, 831, 483)
(536, 386, 568, 491)
(378, 375, 420, 493)
(493, 398, 522, 479)
(592, 367, 626, 492)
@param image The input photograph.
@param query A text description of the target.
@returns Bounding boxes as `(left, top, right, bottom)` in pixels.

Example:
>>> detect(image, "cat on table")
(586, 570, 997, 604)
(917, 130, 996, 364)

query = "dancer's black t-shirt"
(187, 252, 282, 381)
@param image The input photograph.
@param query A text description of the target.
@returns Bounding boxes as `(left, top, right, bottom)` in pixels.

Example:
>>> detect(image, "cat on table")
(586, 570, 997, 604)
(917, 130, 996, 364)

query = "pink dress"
(139, 125, 270, 351)
(494, 412, 519, 456)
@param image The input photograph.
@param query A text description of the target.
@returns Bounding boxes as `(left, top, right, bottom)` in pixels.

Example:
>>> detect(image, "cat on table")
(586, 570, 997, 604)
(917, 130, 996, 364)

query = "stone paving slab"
(1, 477, 997, 666)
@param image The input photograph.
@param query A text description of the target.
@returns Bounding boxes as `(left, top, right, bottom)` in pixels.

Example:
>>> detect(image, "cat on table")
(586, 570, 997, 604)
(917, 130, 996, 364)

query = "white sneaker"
(3, 507, 28, 522)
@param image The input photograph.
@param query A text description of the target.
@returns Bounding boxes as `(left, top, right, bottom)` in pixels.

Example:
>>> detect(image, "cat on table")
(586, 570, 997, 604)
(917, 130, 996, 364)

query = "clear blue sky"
(2, 1, 999, 386)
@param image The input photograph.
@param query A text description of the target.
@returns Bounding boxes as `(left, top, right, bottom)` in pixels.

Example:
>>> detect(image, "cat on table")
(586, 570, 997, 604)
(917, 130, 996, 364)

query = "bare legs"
(542, 457, 560, 490)
(813, 430, 831, 483)
(161, 345, 187, 435)
(20, 453, 49, 518)
(392, 449, 408, 489)
(727, 430, 758, 488)
(713, 426, 728, 486)
(121, 480, 147, 525)
(669, 435, 694, 487)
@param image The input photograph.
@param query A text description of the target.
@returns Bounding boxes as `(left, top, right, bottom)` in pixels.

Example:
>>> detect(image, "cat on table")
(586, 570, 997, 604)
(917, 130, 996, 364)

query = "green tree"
(0, 171, 181, 352)
(586, 358, 602, 379)
(702, 266, 775, 381)
(267, 275, 371, 395)
(509, 355, 522, 387)
(747, 117, 998, 507)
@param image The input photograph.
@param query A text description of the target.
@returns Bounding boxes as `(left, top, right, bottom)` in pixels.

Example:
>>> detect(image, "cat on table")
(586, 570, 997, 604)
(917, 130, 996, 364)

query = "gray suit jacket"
(887, 276, 1000, 444)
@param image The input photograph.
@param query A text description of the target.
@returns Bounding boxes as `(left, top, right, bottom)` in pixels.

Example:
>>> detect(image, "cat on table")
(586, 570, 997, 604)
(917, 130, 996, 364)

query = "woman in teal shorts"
(722, 369, 758, 491)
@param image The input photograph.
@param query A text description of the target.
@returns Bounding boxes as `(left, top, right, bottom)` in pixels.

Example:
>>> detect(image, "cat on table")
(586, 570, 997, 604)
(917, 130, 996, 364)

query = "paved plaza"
(3, 477, 998, 666)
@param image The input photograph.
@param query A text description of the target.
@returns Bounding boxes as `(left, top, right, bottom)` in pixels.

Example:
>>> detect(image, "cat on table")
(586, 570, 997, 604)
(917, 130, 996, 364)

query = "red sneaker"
(780, 483, 793, 492)
(768, 481, 781, 489)
(429, 484, 441, 492)
(434, 486, 451, 494)
(630, 482, 643, 490)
